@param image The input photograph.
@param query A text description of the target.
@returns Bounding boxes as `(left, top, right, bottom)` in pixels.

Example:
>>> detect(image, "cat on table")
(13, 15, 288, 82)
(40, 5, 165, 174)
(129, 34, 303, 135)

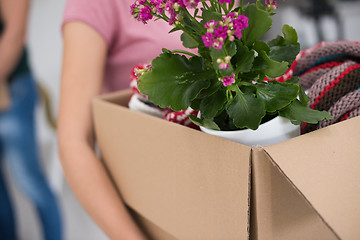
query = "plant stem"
(240, 0, 243, 13)
(171, 49, 197, 57)
(222, 4, 228, 14)
(229, 0, 235, 12)
(153, 13, 169, 22)
(202, 1, 210, 10)
(209, 0, 217, 11)
(183, 8, 206, 34)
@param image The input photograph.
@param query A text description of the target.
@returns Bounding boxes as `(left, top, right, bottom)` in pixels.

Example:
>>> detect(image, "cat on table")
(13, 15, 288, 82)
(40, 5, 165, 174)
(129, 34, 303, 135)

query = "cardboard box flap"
(264, 116, 360, 240)
(251, 148, 338, 240)
(93, 91, 252, 239)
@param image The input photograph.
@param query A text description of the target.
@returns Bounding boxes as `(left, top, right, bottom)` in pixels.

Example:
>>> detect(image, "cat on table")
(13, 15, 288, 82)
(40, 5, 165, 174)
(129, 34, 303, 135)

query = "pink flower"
(151, 0, 166, 14)
(234, 15, 249, 30)
(201, 12, 248, 50)
(233, 15, 248, 38)
(183, 0, 200, 8)
(222, 12, 237, 24)
(219, 62, 230, 70)
(214, 25, 228, 39)
(218, 0, 232, 4)
(138, 5, 153, 24)
(266, 0, 284, 10)
(201, 32, 214, 47)
(165, 0, 186, 25)
(204, 20, 218, 30)
(234, 29, 242, 39)
(130, 3, 137, 16)
(222, 74, 235, 86)
(217, 56, 231, 69)
(212, 38, 224, 50)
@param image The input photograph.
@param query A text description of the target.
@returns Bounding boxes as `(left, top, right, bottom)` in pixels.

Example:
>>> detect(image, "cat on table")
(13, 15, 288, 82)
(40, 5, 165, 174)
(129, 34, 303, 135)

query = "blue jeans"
(0, 73, 62, 240)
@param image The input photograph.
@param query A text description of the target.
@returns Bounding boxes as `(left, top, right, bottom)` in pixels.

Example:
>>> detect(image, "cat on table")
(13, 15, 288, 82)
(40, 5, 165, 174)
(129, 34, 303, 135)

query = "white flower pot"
(200, 116, 300, 146)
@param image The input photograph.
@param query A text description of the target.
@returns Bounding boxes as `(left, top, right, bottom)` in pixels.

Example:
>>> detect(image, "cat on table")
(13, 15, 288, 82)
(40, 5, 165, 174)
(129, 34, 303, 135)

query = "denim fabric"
(0, 73, 62, 240)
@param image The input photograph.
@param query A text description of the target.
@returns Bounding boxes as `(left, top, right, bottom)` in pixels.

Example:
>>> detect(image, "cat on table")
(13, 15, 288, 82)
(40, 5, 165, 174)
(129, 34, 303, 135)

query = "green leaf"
(219, 67, 234, 77)
(285, 77, 311, 106)
(279, 99, 333, 124)
(201, 9, 223, 24)
(268, 36, 286, 47)
(269, 45, 300, 64)
(210, 42, 236, 72)
(268, 25, 299, 48)
(253, 56, 268, 70)
(233, 44, 255, 74)
(138, 53, 214, 111)
(253, 40, 270, 55)
(182, 15, 203, 38)
(243, 4, 272, 47)
(194, 8, 199, 17)
(189, 115, 220, 130)
(210, 42, 236, 60)
(240, 84, 257, 95)
(256, 0, 266, 11)
(282, 24, 299, 45)
(197, 45, 211, 60)
(213, 110, 238, 131)
(197, 79, 222, 98)
(190, 98, 201, 111)
(259, 50, 289, 79)
(169, 26, 182, 33)
(162, 48, 171, 53)
(299, 88, 311, 106)
(199, 89, 227, 119)
(285, 76, 300, 84)
(181, 32, 199, 49)
(266, 25, 300, 66)
(238, 71, 261, 82)
(225, 41, 237, 56)
(256, 81, 299, 113)
(226, 90, 266, 130)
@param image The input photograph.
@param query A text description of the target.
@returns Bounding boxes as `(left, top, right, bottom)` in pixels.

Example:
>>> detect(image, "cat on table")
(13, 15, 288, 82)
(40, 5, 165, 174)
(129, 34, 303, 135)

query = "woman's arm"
(58, 21, 147, 240)
(0, 0, 30, 81)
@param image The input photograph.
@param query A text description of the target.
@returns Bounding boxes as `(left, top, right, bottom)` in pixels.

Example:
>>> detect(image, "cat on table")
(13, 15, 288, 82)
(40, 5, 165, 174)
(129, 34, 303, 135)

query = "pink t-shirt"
(63, 0, 186, 92)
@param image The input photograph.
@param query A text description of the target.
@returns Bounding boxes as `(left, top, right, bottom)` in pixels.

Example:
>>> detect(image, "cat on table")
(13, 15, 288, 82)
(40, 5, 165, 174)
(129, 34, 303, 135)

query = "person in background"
(0, 0, 63, 239)
(58, 0, 189, 239)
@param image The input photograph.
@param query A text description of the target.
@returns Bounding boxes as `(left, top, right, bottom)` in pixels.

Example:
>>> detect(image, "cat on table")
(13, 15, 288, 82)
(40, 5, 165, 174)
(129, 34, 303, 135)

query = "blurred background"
(4, 0, 360, 239)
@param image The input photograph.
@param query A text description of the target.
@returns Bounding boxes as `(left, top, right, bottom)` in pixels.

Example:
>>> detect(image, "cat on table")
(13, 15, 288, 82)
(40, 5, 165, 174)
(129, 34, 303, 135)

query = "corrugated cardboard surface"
(128, 208, 178, 240)
(93, 89, 360, 240)
(264, 117, 360, 240)
(251, 148, 338, 240)
(93, 90, 251, 240)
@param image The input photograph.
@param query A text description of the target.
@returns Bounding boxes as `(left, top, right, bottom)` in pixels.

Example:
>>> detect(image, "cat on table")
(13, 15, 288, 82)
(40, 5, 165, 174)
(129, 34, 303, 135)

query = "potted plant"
(130, 0, 332, 145)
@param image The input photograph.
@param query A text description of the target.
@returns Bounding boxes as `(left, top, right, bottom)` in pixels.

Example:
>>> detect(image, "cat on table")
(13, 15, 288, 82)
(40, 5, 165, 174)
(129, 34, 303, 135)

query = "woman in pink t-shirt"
(58, 0, 186, 239)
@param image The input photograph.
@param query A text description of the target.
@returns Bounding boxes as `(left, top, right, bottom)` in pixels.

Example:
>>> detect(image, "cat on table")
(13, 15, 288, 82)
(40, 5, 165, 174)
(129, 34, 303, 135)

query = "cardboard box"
(93, 89, 360, 240)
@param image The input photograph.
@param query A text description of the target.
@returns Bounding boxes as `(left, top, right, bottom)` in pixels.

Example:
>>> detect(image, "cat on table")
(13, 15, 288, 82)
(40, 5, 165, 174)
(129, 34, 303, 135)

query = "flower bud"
(173, 2, 180, 11)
